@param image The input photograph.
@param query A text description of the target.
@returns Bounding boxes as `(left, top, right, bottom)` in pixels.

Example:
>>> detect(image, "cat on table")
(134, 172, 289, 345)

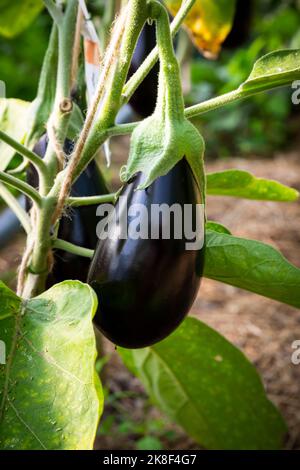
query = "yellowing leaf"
(164, 0, 236, 58)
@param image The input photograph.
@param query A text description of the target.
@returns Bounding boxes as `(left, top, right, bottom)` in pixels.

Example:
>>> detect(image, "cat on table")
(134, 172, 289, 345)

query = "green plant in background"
(0, 0, 299, 451)
(189, 0, 300, 156)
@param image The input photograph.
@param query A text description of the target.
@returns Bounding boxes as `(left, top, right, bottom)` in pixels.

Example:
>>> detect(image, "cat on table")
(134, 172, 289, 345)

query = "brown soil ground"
(1, 138, 299, 450)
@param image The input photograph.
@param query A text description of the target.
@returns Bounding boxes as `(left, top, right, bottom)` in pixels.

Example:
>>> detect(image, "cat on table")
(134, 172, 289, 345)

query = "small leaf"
(119, 317, 287, 449)
(164, 0, 236, 58)
(207, 169, 299, 201)
(0, 99, 31, 171)
(204, 230, 300, 308)
(0, 0, 43, 38)
(241, 49, 300, 93)
(206, 221, 231, 234)
(0, 281, 103, 450)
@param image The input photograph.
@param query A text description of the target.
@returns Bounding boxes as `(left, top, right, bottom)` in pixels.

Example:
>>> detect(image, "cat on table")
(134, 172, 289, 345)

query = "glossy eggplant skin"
(128, 23, 158, 117)
(88, 159, 205, 349)
(223, 0, 253, 49)
(27, 135, 108, 286)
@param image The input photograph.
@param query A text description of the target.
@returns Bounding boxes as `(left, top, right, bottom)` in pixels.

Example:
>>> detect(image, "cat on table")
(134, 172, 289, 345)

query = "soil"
(1, 138, 299, 450)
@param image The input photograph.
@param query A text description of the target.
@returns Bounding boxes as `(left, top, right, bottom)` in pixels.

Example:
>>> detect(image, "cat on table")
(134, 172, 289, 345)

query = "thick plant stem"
(71, 0, 149, 180)
(21, 1, 79, 298)
(149, 0, 185, 122)
(49, 0, 149, 225)
(121, 0, 196, 104)
(21, 197, 56, 298)
(20, 0, 148, 299)
(52, 3, 129, 222)
(44, 0, 79, 184)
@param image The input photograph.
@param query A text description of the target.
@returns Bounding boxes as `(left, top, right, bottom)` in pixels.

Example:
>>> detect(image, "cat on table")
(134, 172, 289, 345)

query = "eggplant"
(27, 135, 108, 286)
(223, 0, 253, 49)
(128, 23, 159, 117)
(88, 158, 205, 349)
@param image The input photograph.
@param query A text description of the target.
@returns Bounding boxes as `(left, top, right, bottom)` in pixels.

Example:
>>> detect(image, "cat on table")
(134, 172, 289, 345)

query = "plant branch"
(121, 0, 196, 104)
(0, 129, 48, 179)
(108, 80, 297, 137)
(0, 184, 31, 233)
(50, 0, 149, 226)
(69, 0, 149, 182)
(43, 0, 63, 26)
(0, 171, 42, 207)
(185, 88, 245, 119)
(53, 239, 94, 258)
(68, 193, 117, 206)
(52, 3, 129, 222)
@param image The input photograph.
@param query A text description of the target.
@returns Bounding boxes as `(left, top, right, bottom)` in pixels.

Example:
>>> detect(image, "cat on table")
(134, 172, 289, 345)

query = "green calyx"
(121, 0, 205, 202)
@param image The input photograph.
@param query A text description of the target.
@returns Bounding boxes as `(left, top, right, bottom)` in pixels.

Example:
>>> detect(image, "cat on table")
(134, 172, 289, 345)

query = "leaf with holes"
(119, 317, 287, 449)
(0, 281, 103, 450)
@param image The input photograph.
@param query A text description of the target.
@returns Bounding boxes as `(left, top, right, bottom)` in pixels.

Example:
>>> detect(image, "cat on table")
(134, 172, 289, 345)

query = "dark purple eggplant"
(128, 23, 159, 117)
(223, 0, 253, 49)
(88, 158, 205, 349)
(27, 135, 109, 286)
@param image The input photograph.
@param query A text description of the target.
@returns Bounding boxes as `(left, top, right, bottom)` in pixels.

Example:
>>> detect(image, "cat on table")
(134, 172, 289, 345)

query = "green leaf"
(119, 317, 286, 450)
(204, 230, 300, 308)
(0, 0, 43, 38)
(206, 169, 299, 201)
(0, 99, 31, 171)
(241, 49, 300, 93)
(0, 281, 103, 450)
(206, 221, 231, 234)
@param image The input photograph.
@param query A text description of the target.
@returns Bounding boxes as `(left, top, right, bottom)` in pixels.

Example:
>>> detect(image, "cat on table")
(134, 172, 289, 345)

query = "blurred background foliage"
(0, 0, 299, 157)
(189, 0, 300, 157)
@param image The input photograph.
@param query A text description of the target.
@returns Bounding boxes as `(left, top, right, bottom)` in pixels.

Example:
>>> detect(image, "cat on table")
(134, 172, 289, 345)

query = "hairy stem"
(121, 0, 196, 104)
(68, 193, 117, 207)
(0, 129, 49, 191)
(52, 3, 129, 222)
(0, 171, 42, 207)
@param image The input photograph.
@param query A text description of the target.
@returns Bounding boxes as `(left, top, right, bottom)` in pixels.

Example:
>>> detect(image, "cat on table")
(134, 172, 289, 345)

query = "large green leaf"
(204, 230, 300, 308)
(207, 169, 299, 201)
(0, 0, 43, 38)
(0, 98, 30, 171)
(241, 49, 300, 93)
(120, 317, 286, 450)
(0, 281, 103, 450)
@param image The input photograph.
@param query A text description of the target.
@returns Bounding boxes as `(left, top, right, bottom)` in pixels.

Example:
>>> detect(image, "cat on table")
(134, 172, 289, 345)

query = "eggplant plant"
(0, 0, 299, 451)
